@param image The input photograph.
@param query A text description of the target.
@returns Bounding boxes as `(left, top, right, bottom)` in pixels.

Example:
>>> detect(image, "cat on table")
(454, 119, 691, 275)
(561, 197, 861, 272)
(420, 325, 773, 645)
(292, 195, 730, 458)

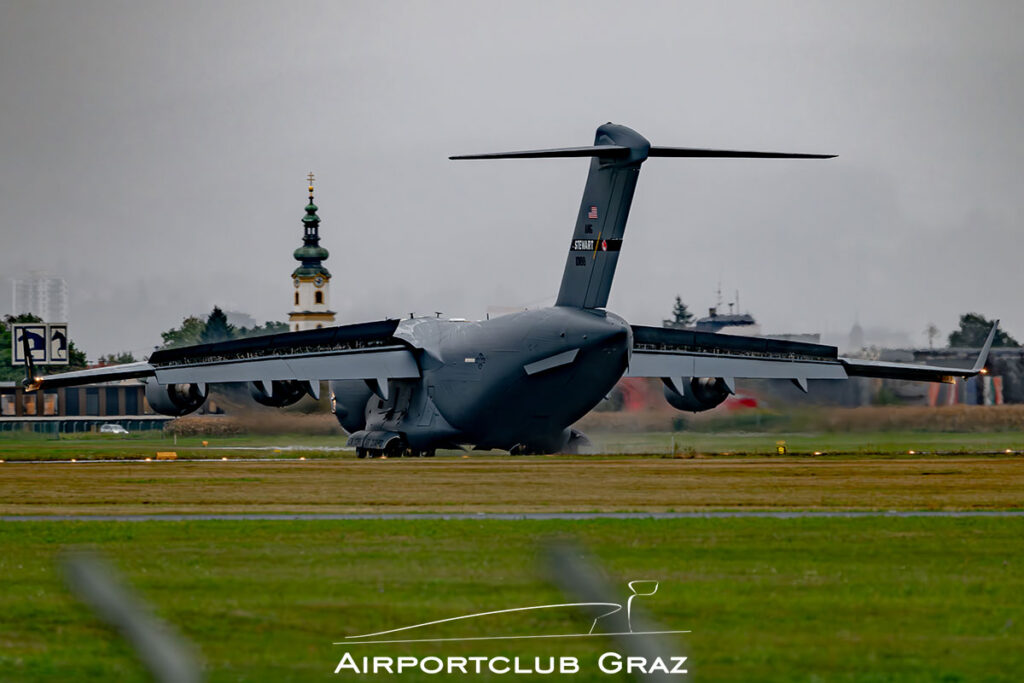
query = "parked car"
(99, 423, 129, 435)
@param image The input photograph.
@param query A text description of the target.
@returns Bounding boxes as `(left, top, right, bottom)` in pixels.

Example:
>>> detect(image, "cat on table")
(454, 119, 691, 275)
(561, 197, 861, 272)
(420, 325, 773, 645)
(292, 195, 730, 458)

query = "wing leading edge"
(626, 324, 996, 386)
(26, 319, 420, 391)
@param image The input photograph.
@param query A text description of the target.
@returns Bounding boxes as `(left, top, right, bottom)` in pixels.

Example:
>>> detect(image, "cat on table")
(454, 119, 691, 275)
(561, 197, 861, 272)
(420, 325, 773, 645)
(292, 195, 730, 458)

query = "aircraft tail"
(451, 124, 834, 309)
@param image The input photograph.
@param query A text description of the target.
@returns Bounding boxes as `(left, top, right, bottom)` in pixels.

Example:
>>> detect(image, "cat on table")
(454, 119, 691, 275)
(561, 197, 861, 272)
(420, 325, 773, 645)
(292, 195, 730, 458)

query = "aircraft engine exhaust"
(144, 379, 208, 417)
(662, 377, 732, 413)
(248, 380, 309, 408)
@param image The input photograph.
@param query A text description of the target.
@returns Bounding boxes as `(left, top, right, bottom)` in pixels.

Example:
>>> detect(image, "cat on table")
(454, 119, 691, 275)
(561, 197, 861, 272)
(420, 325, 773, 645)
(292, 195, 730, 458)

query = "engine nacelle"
(662, 377, 732, 413)
(248, 380, 310, 408)
(145, 379, 208, 417)
(329, 380, 375, 433)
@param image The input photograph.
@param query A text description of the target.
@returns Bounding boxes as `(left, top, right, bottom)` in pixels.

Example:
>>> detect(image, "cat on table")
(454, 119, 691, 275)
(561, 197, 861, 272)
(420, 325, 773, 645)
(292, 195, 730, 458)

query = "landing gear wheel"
(422, 449, 436, 458)
(405, 449, 422, 458)
(356, 447, 368, 459)
(383, 440, 404, 459)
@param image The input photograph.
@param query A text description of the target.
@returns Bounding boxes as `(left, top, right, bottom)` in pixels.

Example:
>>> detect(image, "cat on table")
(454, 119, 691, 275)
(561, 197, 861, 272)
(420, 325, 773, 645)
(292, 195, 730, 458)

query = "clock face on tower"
(293, 278, 300, 288)
(314, 276, 325, 287)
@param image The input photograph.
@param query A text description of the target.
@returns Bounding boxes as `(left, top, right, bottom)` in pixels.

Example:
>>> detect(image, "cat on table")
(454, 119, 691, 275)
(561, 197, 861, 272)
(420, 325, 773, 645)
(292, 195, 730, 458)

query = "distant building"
(848, 320, 865, 351)
(11, 271, 68, 323)
(0, 378, 224, 433)
(692, 307, 762, 336)
(667, 305, 819, 344)
(0, 380, 166, 433)
(288, 174, 336, 331)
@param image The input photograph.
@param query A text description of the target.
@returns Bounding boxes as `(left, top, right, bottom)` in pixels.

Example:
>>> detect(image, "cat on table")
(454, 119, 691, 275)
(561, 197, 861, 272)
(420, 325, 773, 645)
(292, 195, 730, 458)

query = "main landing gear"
(356, 444, 436, 459)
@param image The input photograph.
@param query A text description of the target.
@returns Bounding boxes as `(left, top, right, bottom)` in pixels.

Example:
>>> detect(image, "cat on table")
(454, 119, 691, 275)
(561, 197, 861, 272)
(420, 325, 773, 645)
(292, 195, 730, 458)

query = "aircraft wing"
(625, 324, 996, 387)
(27, 319, 420, 391)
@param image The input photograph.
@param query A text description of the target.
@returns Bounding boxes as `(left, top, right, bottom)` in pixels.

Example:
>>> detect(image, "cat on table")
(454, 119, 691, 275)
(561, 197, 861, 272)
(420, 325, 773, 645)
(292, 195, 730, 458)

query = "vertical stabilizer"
(554, 124, 650, 309)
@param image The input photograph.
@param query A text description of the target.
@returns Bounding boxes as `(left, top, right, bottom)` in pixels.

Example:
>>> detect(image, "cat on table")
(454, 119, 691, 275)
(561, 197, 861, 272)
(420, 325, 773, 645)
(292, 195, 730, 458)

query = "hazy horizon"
(2, 1, 1021, 359)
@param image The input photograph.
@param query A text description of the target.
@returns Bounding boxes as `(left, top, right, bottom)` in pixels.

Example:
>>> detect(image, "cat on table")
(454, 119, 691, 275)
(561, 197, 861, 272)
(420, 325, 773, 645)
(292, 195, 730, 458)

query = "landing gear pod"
(662, 377, 732, 413)
(329, 380, 375, 433)
(145, 379, 208, 417)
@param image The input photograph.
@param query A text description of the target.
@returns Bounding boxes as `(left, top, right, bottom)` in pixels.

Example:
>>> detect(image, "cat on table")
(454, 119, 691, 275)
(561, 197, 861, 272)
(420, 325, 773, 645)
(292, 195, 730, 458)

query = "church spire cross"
(307, 171, 315, 196)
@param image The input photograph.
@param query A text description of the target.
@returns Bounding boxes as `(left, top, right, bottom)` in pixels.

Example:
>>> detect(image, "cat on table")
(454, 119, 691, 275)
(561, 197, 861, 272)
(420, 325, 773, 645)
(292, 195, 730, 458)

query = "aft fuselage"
(332, 307, 631, 453)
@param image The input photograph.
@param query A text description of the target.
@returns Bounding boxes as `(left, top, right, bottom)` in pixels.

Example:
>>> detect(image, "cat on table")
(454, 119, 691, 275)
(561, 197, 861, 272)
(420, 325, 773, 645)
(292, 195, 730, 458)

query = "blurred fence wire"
(544, 540, 692, 682)
(62, 551, 203, 683)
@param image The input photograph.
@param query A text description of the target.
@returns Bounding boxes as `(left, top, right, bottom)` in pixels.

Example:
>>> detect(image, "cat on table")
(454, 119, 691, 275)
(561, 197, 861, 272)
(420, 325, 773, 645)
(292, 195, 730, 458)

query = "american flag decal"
(587, 205, 598, 220)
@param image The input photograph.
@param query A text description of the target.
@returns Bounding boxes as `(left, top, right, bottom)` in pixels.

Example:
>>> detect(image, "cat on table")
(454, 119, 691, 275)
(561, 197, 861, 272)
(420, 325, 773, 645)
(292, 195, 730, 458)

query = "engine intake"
(248, 380, 310, 407)
(145, 380, 208, 417)
(662, 377, 732, 413)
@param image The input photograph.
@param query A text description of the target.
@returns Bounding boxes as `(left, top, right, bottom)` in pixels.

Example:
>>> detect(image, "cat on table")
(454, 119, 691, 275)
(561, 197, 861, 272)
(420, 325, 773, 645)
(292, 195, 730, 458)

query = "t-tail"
(451, 123, 835, 309)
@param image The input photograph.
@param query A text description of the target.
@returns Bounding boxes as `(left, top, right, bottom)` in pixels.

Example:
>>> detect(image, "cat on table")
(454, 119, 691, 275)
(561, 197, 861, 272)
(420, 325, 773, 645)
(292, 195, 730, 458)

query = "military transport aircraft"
(27, 123, 996, 457)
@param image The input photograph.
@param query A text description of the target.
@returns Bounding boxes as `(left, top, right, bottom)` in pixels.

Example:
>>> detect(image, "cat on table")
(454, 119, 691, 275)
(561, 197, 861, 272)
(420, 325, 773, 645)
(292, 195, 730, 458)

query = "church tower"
(289, 173, 336, 331)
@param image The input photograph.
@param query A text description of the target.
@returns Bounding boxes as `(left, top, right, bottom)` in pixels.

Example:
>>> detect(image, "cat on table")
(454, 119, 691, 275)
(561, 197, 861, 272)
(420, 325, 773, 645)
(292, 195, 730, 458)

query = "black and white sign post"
(11, 323, 69, 366)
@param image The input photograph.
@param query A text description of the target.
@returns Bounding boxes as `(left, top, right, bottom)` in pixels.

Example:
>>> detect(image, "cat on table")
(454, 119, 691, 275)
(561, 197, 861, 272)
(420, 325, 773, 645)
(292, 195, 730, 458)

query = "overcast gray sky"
(1, 0, 1021, 357)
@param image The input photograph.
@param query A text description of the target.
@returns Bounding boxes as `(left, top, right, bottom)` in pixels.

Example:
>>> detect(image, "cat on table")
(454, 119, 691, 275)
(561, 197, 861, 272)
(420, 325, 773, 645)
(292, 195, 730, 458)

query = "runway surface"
(4, 511, 1023, 522)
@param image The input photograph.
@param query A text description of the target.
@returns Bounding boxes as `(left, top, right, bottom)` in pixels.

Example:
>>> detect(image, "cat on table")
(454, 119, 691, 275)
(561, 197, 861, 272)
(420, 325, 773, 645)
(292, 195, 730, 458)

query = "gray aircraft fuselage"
(333, 307, 631, 454)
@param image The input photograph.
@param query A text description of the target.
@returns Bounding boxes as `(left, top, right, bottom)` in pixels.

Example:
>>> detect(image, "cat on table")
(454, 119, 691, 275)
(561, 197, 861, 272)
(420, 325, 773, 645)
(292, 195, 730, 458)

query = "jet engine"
(329, 380, 375, 433)
(248, 380, 311, 408)
(662, 377, 732, 413)
(145, 379, 208, 417)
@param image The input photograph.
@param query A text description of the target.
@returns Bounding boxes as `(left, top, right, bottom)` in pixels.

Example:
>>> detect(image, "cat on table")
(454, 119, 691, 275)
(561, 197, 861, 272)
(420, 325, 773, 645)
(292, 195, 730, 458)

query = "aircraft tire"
(356, 448, 368, 459)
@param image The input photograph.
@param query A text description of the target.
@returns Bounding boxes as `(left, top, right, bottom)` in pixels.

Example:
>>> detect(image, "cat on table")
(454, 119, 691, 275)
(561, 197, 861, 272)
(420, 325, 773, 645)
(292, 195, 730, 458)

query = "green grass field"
(1, 518, 1021, 682)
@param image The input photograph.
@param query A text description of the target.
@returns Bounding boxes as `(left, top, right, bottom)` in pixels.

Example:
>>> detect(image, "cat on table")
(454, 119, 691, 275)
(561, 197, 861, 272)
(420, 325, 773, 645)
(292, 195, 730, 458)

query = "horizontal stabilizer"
(450, 123, 836, 311)
(450, 145, 629, 160)
(648, 146, 835, 159)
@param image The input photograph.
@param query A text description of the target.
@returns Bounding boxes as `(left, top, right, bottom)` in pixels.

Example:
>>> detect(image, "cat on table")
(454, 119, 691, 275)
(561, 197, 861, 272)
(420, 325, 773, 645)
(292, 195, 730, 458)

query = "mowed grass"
(5, 429, 1024, 463)
(0, 432, 347, 462)
(590, 430, 1024, 456)
(2, 456, 1023, 514)
(0, 518, 1021, 682)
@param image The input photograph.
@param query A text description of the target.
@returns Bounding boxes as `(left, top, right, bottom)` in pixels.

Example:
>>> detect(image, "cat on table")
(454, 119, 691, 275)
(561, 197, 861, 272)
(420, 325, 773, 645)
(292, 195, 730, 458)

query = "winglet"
(971, 321, 999, 373)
